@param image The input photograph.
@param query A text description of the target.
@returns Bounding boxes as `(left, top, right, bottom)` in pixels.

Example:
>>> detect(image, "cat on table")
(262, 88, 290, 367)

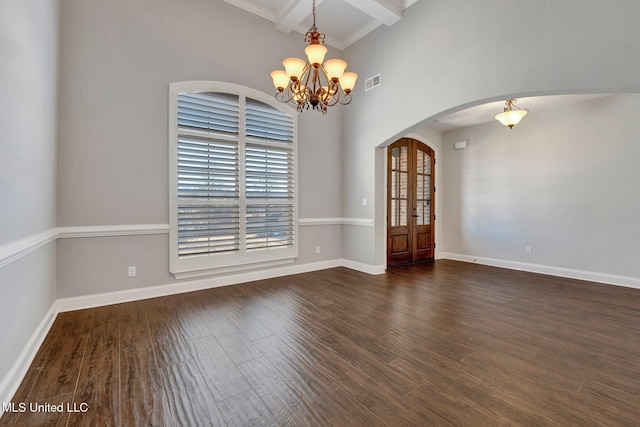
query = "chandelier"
(270, 0, 358, 114)
(495, 99, 529, 129)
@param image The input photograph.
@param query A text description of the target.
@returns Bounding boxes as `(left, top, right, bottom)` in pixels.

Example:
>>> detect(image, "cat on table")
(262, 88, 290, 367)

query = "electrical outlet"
(128, 266, 137, 277)
(362, 198, 367, 206)
(525, 246, 532, 255)
(316, 246, 321, 254)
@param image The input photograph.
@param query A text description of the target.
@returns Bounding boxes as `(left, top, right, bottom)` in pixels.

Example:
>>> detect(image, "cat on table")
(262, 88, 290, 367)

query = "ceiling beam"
(222, 0, 275, 22)
(275, 0, 325, 34)
(344, 0, 402, 26)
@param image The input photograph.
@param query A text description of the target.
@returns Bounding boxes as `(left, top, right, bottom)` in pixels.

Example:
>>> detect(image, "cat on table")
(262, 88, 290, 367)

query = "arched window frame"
(169, 81, 298, 279)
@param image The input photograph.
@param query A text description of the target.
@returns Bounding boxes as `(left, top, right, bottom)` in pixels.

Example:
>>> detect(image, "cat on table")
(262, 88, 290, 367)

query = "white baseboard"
(0, 304, 57, 410)
(341, 259, 386, 275)
(55, 259, 347, 313)
(55, 258, 391, 313)
(441, 252, 640, 290)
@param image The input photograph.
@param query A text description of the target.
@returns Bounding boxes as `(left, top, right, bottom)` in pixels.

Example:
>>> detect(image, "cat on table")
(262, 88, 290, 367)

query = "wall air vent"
(365, 74, 381, 91)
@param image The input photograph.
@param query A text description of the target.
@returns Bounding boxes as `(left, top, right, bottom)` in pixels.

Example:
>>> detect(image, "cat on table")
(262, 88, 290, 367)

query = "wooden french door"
(387, 138, 435, 266)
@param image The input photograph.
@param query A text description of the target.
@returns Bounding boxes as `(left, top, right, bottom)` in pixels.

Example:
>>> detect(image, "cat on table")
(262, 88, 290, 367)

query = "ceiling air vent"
(365, 74, 381, 91)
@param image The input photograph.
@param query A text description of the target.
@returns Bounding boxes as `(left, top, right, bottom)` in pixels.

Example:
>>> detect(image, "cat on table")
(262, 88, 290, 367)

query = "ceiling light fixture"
(270, 0, 358, 114)
(495, 99, 529, 129)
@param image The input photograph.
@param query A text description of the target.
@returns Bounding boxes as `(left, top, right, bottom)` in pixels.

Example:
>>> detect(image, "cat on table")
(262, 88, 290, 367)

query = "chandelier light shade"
(283, 58, 306, 80)
(271, 0, 358, 114)
(495, 99, 529, 129)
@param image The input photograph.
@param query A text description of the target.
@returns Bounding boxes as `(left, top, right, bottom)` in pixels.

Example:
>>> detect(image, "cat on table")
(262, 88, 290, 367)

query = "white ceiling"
(428, 94, 612, 132)
(222, 0, 417, 50)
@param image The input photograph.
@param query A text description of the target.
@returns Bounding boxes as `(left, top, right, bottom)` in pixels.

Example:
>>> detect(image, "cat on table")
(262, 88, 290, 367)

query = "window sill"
(171, 257, 296, 280)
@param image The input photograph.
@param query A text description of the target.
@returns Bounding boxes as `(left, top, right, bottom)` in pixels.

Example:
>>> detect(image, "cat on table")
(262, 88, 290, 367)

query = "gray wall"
(0, 0, 58, 389)
(341, 0, 640, 266)
(56, 0, 345, 297)
(441, 94, 640, 278)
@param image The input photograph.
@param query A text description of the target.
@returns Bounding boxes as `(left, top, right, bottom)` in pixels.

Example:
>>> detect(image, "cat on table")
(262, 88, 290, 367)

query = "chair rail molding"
(0, 229, 58, 269)
(0, 220, 375, 269)
(0, 225, 170, 268)
(299, 217, 374, 226)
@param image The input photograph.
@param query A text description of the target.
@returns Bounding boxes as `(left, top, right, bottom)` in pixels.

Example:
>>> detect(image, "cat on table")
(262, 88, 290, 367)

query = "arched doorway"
(386, 138, 435, 266)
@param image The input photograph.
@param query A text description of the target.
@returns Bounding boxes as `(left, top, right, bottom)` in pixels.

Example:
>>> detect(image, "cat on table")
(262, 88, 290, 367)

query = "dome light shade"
(324, 59, 347, 81)
(283, 58, 306, 81)
(271, 70, 289, 90)
(340, 72, 358, 93)
(495, 99, 529, 129)
(305, 44, 327, 66)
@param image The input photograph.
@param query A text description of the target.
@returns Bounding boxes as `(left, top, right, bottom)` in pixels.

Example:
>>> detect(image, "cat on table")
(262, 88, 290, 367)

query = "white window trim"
(169, 81, 299, 278)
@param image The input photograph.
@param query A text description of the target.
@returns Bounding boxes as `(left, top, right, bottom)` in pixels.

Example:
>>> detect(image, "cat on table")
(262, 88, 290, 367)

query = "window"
(169, 82, 298, 278)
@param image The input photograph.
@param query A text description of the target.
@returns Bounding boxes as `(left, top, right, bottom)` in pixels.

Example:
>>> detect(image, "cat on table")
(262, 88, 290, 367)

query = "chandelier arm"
(321, 65, 346, 107)
(326, 95, 340, 107)
(301, 62, 312, 92)
(312, 66, 324, 109)
(275, 89, 296, 104)
(275, 82, 298, 106)
(327, 88, 339, 106)
(337, 93, 352, 105)
(331, 87, 351, 105)
(326, 81, 341, 106)
(318, 65, 333, 105)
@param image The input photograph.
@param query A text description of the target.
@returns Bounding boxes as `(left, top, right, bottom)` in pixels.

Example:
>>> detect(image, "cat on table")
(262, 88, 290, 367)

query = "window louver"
(246, 98, 294, 142)
(246, 204, 295, 250)
(245, 145, 294, 199)
(178, 137, 238, 199)
(178, 92, 239, 135)
(177, 205, 240, 256)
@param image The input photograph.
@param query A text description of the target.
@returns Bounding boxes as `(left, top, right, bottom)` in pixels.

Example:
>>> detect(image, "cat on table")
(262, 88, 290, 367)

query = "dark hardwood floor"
(2, 260, 640, 426)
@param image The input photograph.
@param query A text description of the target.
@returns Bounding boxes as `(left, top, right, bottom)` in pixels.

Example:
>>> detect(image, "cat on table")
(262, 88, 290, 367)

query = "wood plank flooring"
(2, 260, 640, 426)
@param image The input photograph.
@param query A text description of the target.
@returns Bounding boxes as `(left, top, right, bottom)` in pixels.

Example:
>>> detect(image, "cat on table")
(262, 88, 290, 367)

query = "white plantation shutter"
(246, 204, 295, 250)
(177, 204, 240, 256)
(178, 92, 239, 135)
(177, 137, 239, 199)
(169, 82, 297, 276)
(245, 99, 295, 253)
(245, 145, 294, 199)
(176, 93, 241, 259)
(245, 144, 295, 251)
(246, 98, 294, 142)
